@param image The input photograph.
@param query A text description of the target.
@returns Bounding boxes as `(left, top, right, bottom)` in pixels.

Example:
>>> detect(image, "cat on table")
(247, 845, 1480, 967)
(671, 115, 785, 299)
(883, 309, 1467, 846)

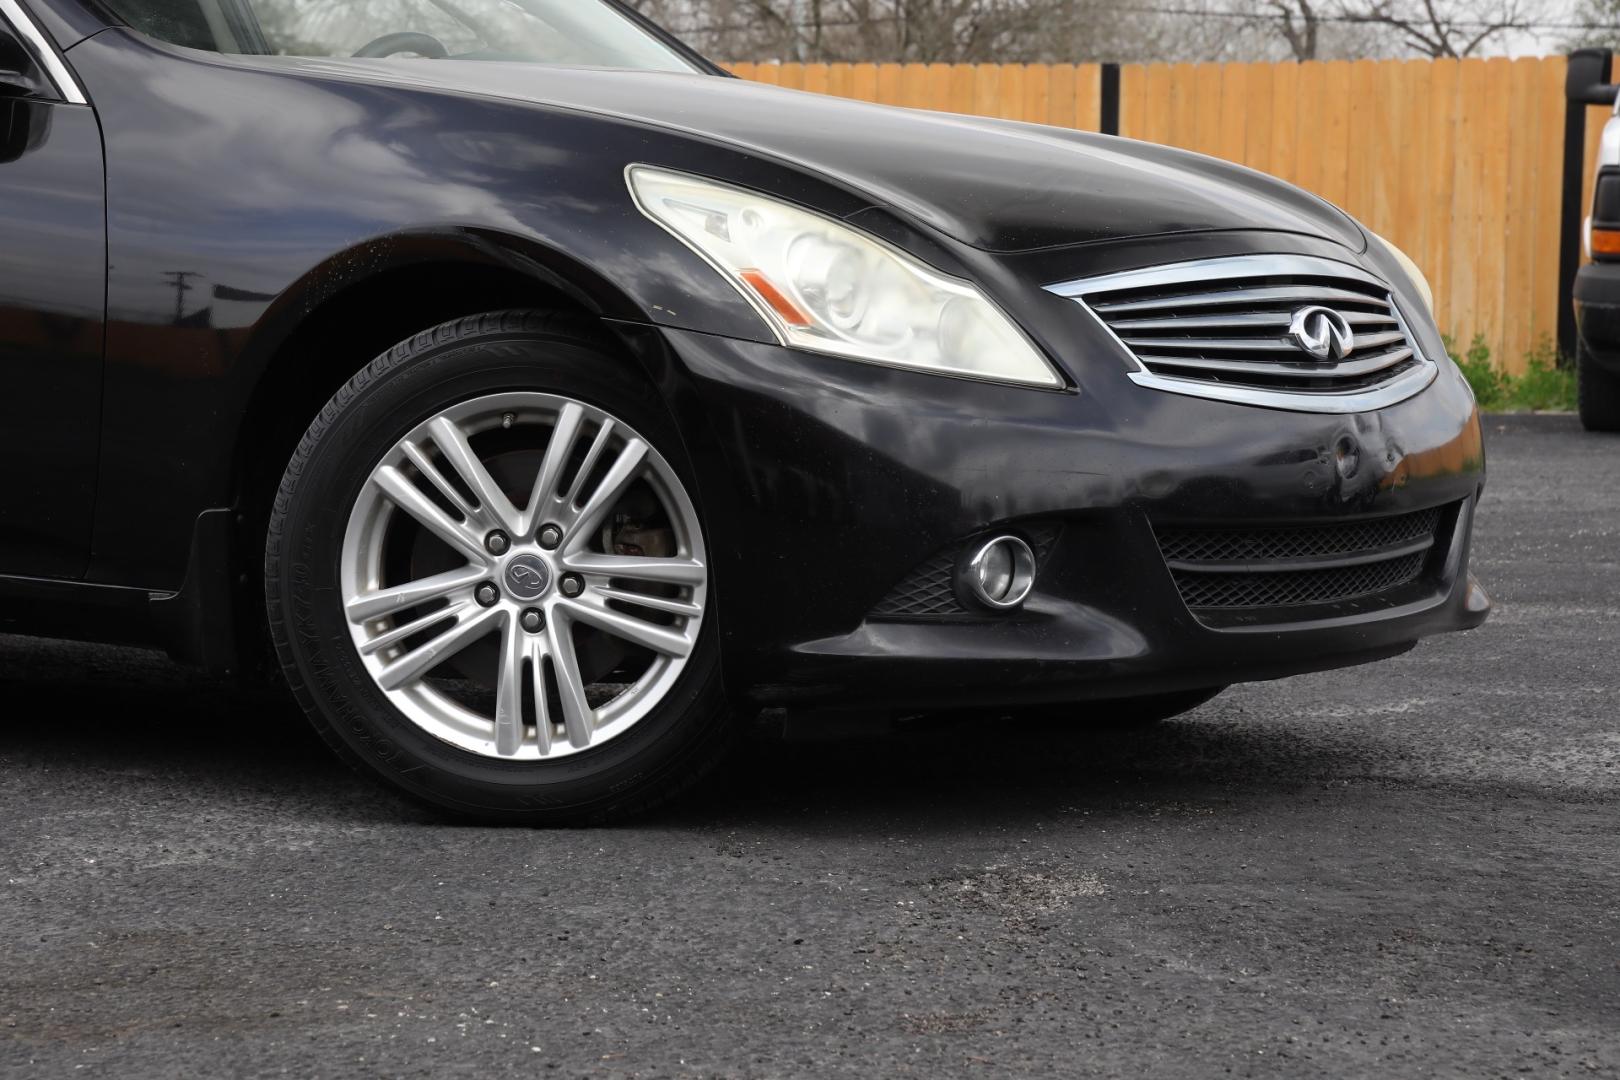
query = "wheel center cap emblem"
(503, 554, 551, 601)
(1287, 305, 1355, 362)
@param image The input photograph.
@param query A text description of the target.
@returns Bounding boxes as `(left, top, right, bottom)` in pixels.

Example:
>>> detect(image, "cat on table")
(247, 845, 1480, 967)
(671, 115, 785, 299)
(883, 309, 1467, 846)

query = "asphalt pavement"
(1, 414, 1616, 1079)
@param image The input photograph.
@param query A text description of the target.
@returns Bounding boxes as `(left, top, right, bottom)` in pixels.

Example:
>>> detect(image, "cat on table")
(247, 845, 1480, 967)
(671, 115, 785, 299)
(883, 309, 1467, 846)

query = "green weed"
(1443, 335, 1575, 412)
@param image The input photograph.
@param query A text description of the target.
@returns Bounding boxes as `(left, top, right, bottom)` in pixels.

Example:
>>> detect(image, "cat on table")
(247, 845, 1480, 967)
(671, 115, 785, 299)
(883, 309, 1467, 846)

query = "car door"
(0, 0, 104, 579)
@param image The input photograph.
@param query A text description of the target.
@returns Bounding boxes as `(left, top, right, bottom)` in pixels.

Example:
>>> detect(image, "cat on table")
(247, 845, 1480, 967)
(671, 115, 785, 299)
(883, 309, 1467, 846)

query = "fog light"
(960, 535, 1036, 610)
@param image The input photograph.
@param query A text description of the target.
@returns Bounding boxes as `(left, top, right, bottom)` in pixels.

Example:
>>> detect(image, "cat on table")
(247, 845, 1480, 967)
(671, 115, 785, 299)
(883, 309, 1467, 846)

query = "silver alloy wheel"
(340, 391, 707, 761)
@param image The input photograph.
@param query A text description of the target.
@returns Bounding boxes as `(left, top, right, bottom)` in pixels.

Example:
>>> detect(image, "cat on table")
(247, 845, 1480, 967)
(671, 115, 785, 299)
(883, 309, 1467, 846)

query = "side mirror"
(1569, 48, 1619, 107)
(0, 22, 49, 99)
(0, 97, 50, 164)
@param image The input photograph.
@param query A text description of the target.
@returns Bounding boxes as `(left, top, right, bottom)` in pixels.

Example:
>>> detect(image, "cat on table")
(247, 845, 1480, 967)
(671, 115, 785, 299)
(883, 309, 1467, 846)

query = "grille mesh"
(872, 524, 1061, 619)
(1157, 509, 1440, 567)
(870, 549, 963, 618)
(1171, 551, 1429, 610)
(1156, 507, 1445, 611)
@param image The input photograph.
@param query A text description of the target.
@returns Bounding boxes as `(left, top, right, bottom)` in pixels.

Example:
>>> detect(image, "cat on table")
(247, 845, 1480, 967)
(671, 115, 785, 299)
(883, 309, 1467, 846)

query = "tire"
(265, 310, 732, 824)
(1578, 339, 1620, 433)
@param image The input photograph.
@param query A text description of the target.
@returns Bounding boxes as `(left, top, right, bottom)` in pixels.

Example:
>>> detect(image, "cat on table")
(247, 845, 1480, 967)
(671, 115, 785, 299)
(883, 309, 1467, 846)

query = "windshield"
(101, 0, 700, 72)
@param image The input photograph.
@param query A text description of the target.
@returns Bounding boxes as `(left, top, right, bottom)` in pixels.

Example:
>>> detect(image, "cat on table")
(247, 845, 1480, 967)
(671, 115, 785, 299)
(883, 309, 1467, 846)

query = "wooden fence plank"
(1532, 58, 1568, 354)
(1193, 63, 1222, 157)
(1393, 61, 1429, 275)
(1289, 63, 1328, 198)
(927, 62, 951, 112)
(1217, 62, 1249, 164)
(1424, 58, 1459, 341)
(850, 62, 877, 101)
(1168, 62, 1196, 148)
(1048, 63, 1077, 129)
(900, 62, 928, 108)
(949, 63, 974, 114)
(1269, 61, 1298, 185)
(1346, 59, 1378, 220)
(877, 62, 903, 105)
(826, 63, 849, 99)
(1449, 59, 1486, 349)
(1142, 63, 1172, 145)
(973, 63, 999, 116)
(803, 63, 828, 97)
(998, 63, 1023, 120)
(1075, 62, 1102, 131)
(1245, 61, 1274, 176)
(1119, 63, 1147, 138)
(1476, 57, 1513, 367)
(1023, 62, 1050, 124)
(1504, 58, 1542, 368)
(1366, 60, 1402, 243)
(1319, 62, 1352, 208)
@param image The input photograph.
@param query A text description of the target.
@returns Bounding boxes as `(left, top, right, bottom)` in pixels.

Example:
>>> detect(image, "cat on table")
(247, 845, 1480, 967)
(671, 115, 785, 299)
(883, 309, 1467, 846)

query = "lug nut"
(485, 530, 510, 556)
(520, 608, 545, 633)
(538, 524, 563, 550)
(475, 582, 500, 608)
(559, 573, 584, 598)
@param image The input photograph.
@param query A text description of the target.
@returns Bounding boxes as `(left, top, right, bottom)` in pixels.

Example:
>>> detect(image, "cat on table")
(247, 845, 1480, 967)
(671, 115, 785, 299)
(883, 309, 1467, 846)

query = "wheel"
(265, 311, 730, 824)
(1578, 339, 1620, 432)
(1008, 686, 1226, 727)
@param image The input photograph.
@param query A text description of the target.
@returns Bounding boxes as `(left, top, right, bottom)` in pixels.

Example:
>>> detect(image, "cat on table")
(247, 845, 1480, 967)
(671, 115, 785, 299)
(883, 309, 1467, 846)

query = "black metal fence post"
(1099, 63, 1120, 136)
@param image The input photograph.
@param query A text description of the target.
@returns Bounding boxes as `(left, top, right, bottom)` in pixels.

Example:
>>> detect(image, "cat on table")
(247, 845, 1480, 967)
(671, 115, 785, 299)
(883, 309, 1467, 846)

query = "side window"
(105, 0, 272, 55)
(116, 0, 221, 52)
(0, 7, 52, 99)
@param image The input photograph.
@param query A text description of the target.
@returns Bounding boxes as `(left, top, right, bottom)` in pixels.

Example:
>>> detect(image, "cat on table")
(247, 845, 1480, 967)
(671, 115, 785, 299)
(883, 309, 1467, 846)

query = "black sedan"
(0, 0, 1489, 822)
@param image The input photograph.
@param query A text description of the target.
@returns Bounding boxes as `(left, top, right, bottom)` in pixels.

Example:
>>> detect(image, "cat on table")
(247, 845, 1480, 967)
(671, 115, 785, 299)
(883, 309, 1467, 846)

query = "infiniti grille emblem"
(503, 554, 551, 601)
(1287, 305, 1355, 362)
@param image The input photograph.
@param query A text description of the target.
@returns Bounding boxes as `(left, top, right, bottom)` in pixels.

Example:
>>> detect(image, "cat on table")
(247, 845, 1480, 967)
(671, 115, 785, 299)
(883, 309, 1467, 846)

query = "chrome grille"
(1047, 254, 1438, 413)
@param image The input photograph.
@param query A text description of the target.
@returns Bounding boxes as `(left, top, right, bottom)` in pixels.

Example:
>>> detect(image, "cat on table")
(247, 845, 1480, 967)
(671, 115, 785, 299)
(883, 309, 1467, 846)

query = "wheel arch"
(229, 227, 664, 512)
(209, 228, 717, 678)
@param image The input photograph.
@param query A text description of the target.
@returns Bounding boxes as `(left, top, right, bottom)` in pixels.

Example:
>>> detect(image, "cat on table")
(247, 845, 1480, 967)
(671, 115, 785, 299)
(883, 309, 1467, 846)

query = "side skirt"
(0, 509, 242, 676)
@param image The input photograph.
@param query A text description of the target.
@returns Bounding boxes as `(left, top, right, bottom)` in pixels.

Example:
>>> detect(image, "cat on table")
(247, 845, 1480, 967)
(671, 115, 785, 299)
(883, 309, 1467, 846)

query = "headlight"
(1371, 232, 1434, 318)
(627, 166, 1063, 389)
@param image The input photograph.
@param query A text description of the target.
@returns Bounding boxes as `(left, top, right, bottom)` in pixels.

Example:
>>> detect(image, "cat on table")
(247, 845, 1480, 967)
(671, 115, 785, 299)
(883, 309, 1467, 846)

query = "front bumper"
(637, 279, 1489, 713)
(1576, 261, 1620, 372)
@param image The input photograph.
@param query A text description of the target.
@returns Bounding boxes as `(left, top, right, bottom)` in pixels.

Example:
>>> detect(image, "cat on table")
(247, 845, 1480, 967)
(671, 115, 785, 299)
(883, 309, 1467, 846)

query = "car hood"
(247, 58, 1367, 255)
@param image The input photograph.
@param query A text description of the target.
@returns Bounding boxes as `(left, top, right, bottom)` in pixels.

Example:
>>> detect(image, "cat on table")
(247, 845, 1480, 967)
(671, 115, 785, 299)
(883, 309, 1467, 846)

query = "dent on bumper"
(650, 326, 1489, 709)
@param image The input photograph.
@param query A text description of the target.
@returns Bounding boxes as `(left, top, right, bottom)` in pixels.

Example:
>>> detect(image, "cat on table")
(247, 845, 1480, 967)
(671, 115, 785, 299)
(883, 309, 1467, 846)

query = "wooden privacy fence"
(730, 58, 1612, 375)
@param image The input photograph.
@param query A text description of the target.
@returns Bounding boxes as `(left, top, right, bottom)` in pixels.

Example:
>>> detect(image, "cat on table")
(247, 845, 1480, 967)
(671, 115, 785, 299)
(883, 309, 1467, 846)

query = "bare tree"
(1564, 0, 1620, 52)
(630, 0, 1542, 65)
(1345, 0, 1544, 58)
(1266, 0, 1323, 60)
(1234, 0, 1551, 62)
(647, 0, 1268, 63)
